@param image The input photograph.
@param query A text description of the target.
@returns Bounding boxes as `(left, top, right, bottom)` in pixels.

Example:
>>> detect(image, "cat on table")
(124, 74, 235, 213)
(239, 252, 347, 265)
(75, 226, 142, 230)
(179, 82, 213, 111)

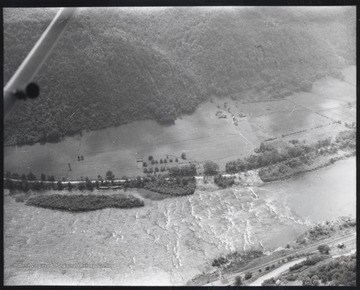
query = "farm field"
(235, 100, 302, 118)
(245, 66, 356, 141)
(319, 106, 356, 124)
(280, 123, 347, 144)
(249, 110, 330, 140)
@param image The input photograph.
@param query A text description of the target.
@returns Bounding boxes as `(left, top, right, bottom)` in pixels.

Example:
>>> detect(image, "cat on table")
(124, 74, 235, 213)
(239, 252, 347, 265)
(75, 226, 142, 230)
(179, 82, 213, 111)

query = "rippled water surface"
(4, 158, 355, 285)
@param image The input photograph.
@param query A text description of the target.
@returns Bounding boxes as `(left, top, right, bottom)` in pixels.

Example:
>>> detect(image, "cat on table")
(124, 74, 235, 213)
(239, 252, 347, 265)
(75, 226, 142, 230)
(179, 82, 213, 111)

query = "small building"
(136, 158, 144, 169)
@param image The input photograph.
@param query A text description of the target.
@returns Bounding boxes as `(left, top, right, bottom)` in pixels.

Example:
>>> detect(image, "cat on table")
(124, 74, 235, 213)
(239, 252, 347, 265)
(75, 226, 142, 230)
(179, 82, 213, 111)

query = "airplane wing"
(3, 7, 76, 118)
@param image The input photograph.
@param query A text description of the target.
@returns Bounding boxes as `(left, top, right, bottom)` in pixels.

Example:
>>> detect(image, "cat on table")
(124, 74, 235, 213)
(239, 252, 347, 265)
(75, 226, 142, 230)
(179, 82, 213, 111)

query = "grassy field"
(4, 66, 355, 180)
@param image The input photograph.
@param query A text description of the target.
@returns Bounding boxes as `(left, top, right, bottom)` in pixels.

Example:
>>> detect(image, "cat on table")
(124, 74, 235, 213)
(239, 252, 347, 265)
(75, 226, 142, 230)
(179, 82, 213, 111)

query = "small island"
(25, 194, 144, 212)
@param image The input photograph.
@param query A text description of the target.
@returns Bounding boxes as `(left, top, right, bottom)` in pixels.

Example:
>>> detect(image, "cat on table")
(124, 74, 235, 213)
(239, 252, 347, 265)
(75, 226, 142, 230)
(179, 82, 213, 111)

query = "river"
(258, 157, 356, 223)
(4, 157, 356, 285)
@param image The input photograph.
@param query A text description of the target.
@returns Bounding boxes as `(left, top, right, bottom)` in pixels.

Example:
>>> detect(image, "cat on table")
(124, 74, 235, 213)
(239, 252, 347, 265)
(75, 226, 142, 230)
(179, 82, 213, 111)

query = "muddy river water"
(4, 157, 355, 285)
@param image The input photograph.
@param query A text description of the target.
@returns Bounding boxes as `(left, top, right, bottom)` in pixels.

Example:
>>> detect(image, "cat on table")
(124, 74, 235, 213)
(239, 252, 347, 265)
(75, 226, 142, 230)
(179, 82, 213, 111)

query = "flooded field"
(4, 67, 355, 179)
(3, 65, 356, 285)
(4, 158, 355, 285)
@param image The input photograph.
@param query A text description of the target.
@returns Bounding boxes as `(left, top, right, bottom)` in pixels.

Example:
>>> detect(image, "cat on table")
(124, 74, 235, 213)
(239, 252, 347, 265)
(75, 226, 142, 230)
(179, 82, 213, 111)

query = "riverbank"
(259, 149, 355, 185)
(188, 216, 356, 286)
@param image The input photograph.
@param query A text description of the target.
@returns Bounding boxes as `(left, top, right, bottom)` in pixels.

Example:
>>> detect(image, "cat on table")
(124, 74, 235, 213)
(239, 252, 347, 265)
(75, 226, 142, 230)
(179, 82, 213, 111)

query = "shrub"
(144, 176, 196, 196)
(214, 174, 235, 188)
(244, 272, 252, 280)
(203, 161, 219, 175)
(234, 276, 242, 286)
(317, 244, 331, 255)
(15, 195, 26, 203)
(262, 277, 276, 286)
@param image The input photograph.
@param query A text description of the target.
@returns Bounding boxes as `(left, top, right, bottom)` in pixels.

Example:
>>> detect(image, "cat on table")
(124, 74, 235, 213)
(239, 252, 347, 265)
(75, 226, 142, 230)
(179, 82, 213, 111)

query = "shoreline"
(257, 152, 355, 186)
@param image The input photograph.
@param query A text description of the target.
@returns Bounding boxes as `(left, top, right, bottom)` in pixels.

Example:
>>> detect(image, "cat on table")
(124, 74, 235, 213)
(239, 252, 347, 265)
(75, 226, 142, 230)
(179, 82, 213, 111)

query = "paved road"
(204, 233, 356, 286)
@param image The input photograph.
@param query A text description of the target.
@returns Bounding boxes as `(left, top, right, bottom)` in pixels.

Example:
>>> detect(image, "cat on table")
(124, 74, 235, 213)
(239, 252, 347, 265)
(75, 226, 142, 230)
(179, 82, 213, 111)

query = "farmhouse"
(136, 158, 144, 169)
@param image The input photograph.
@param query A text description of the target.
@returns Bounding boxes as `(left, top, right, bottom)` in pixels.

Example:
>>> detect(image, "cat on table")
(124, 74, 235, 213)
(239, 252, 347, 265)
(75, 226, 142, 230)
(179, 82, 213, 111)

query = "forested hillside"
(4, 7, 355, 146)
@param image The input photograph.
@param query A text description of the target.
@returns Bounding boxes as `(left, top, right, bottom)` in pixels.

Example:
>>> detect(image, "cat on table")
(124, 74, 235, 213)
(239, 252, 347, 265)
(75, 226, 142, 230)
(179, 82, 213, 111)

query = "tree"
(317, 244, 331, 255)
(57, 181, 63, 190)
(11, 172, 20, 179)
(32, 181, 41, 191)
(78, 182, 85, 190)
(22, 181, 30, 192)
(143, 162, 147, 167)
(175, 158, 179, 162)
(106, 170, 114, 180)
(203, 161, 219, 175)
(181, 153, 186, 159)
(212, 256, 228, 282)
(160, 159, 163, 164)
(47, 129, 61, 142)
(49, 176, 55, 182)
(4, 178, 14, 190)
(85, 179, 93, 191)
(212, 256, 228, 268)
(245, 272, 252, 280)
(148, 155, 153, 161)
(302, 276, 312, 286)
(21, 174, 27, 180)
(41, 173, 46, 181)
(234, 276, 242, 286)
(155, 167, 159, 172)
(27, 172, 37, 180)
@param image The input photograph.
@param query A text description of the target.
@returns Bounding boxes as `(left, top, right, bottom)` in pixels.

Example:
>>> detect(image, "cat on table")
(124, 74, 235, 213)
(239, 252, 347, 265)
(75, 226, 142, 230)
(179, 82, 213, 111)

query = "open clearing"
(4, 66, 356, 179)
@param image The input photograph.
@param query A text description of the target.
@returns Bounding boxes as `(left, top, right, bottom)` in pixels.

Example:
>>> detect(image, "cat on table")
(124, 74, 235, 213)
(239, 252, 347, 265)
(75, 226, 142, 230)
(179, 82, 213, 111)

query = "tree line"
(225, 129, 356, 182)
(4, 169, 197, 197)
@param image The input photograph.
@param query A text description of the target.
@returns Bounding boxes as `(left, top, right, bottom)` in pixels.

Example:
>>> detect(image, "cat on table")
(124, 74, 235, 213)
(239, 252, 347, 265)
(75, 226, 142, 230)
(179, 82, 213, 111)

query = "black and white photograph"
(3, 5, 356, 286)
